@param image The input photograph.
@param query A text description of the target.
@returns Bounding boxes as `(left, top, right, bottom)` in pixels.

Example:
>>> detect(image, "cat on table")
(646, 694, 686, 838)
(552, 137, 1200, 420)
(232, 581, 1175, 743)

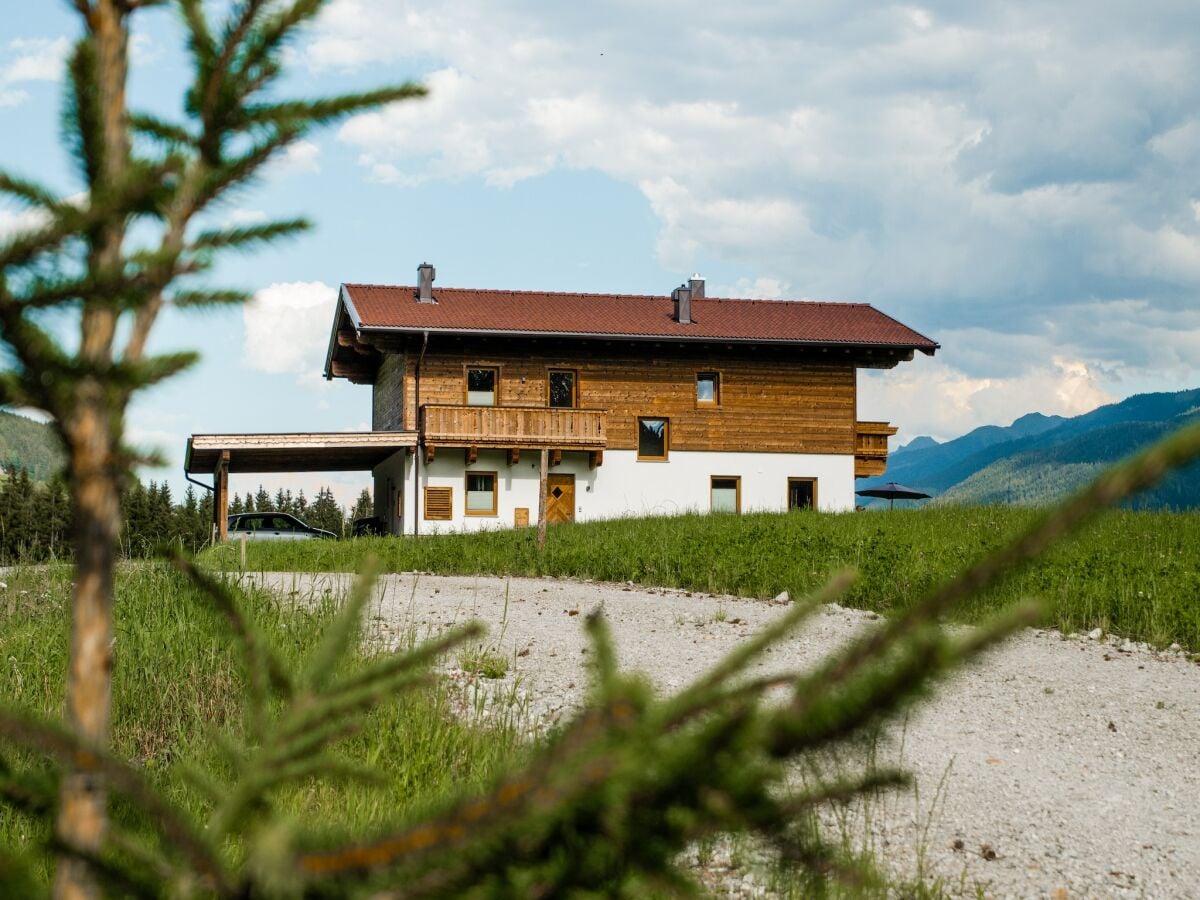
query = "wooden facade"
(387, 340, 863, 457)
(854, 421, 899, 477)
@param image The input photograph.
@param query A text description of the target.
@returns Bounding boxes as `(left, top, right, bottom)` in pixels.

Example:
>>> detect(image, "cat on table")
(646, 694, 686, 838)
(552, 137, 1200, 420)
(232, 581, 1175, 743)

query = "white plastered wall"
(386, 449, 855, 535)
(372, 450, 408, 534)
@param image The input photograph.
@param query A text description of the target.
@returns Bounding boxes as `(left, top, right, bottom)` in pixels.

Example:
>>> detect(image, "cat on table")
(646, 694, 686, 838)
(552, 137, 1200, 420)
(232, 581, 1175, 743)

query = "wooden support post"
(549, 448, 562, 467)
(537, 448, 548, 551)
(465, 445, 477, 465)
(425, 444, 435, 464)
(214, 450, 230, 543)
(507, 448, 520, 466)
(589, 449, 603, 469)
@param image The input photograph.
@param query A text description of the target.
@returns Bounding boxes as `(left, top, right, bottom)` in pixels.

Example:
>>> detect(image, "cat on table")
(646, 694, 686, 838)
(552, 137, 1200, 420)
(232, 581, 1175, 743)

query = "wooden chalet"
(187, 264, 936, 539)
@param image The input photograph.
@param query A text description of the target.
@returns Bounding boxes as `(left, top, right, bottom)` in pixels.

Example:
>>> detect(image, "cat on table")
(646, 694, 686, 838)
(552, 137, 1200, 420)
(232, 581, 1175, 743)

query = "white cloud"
(129, 32, 160, 66)
(0, 88, 28, 107)
(859, 355, 1115, 442)
(0, 206, 50, 241)
(4, 37, 69, 81)
(266, 140, 321, 178)
(305, 0, 1200, 438)
(0, 37, 69, 106)
(242, 281, 337, 377)
(223, 208, 269, 227)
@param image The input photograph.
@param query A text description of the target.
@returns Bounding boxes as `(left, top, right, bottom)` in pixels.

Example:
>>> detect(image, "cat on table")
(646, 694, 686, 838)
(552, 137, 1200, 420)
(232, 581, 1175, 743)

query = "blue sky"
(2, 0, 1199, 508)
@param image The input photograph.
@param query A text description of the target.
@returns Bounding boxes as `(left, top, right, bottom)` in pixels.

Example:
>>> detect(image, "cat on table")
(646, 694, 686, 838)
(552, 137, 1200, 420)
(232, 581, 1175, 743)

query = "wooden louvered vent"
(424, 486, 453, 520)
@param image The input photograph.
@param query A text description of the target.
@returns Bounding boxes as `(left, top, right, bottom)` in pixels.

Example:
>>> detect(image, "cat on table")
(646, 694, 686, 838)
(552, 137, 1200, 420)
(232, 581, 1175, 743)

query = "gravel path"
(248, 571, 1200, 898)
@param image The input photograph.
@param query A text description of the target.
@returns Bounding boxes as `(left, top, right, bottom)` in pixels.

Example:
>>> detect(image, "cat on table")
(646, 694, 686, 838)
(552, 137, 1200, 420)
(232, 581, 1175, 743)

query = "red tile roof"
(340, 283, 938, 351)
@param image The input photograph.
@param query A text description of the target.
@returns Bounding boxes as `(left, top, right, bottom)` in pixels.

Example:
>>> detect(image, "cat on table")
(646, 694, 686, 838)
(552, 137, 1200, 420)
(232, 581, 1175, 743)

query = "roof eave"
(322, 284, 363, 379)
(355, 323, 938, 354)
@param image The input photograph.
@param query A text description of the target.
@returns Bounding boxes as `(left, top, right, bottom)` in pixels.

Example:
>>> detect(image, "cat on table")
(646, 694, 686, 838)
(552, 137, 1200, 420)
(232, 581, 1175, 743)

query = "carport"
(184, 432, 417, 541)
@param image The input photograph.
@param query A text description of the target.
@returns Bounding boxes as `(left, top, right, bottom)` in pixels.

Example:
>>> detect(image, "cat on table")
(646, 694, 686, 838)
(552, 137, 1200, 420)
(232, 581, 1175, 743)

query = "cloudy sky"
(2, 0, 1199, 506)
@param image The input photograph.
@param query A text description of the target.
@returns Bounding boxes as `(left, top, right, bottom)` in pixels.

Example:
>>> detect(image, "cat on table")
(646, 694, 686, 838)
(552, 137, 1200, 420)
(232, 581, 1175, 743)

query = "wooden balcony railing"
(421, 404, 607, 451)
(855, 420, 898, 478)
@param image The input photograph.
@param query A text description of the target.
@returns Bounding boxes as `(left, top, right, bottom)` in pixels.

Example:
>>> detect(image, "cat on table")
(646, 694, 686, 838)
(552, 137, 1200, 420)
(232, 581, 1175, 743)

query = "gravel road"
(248, 571, 1200, 898)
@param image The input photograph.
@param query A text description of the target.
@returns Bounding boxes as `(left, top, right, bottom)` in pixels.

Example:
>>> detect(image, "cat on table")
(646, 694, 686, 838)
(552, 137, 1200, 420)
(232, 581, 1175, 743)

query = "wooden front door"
(546, 474, 575, 524)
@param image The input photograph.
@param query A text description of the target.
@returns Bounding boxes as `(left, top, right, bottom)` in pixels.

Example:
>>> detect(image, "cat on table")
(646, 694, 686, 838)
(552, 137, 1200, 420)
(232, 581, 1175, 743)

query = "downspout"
(413, 330, 429, 536)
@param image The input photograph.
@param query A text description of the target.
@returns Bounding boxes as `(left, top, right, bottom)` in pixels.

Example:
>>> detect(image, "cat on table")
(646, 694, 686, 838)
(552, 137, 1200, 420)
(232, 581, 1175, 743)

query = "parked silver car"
(227, 512, 336, 540)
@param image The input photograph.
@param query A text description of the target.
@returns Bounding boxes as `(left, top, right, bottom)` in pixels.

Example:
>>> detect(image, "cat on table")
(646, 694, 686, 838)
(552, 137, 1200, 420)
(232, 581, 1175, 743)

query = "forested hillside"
(866, 388, 1200, 508)
(0, 410, 64, 482)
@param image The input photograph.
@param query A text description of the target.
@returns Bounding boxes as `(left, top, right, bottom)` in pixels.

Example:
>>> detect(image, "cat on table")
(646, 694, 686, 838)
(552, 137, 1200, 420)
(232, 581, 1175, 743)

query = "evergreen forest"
(0, 465, 372, 563)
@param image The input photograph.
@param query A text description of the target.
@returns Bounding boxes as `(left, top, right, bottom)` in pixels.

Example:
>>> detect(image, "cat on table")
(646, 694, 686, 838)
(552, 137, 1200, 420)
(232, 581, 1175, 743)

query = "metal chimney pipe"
(689, 274, 705, 298)
(417, 262, 436, 303)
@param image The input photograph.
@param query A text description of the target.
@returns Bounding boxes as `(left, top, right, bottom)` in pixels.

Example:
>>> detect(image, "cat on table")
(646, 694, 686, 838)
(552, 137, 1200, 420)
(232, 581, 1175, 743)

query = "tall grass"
(0, 564, 525, 884)
(225, 507, 1200, 649)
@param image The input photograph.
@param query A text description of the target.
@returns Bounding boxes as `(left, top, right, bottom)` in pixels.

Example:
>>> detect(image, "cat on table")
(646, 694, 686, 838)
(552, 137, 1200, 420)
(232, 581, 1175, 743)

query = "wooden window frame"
(710, 475, 741, 513)
(463, 365, 500, 406)
(637, 416, 670, 461)
(464, 470, 499, 517)
(696, 371, 721, 408)
(546, 368, 579, 408)
(423, 485, 453, 520)
(787, 477, 818, 511)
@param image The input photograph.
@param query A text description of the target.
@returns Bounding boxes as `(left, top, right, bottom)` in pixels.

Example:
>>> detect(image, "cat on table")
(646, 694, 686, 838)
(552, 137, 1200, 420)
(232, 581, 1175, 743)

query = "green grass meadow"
(223, 507, 1200, 649)
(0, 564, 525, 885)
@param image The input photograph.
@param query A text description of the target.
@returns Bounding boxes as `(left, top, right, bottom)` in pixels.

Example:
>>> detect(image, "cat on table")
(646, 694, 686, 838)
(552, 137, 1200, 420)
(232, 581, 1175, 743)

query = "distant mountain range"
(866, 388, 1200, 509)
(0, 410, 63, 482)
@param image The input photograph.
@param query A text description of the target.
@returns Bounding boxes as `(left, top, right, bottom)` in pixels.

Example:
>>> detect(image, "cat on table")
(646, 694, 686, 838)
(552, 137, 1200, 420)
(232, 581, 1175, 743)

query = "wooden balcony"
(421, 404, 607, 463)
(855, 420, 898, 478)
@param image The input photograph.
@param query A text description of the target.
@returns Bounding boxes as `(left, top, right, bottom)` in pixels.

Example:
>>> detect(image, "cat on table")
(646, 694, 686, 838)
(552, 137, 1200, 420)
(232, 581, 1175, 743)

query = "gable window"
(711, 476, 740, 513)
(637, 417, 669, 460)
(697, 371, 720, 406)
(465, 471, 498, 516)
(787, 478, 817, 511)
(548, 369, 577, 408)
(466, 367, 498, 406)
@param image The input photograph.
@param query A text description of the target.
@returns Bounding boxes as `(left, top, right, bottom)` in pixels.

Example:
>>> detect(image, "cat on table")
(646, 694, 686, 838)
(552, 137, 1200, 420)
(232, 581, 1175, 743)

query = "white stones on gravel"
(247, 571, 1200, 899)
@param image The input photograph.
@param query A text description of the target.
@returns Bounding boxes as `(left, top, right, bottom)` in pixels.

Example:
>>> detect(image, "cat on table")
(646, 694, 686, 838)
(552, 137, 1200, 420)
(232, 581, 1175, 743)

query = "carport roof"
(185, 432, 415, 474)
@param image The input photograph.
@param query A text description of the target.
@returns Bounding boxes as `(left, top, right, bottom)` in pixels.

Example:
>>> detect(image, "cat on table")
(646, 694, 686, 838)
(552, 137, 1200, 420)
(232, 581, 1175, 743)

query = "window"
(697, 371, 720, 405)
(637, 417, 669, 460)
(424, 486, 453, 520)
(465, 471, 498, 516)
(466, 367, 498, 406)
(787, 478, 817, 511)
(548, 369, 577, 408)
(711, 476, 740, 513)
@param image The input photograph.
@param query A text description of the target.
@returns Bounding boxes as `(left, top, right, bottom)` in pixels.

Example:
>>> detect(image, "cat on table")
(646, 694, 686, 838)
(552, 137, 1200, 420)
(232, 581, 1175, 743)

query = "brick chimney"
(417, 262, 436, 303)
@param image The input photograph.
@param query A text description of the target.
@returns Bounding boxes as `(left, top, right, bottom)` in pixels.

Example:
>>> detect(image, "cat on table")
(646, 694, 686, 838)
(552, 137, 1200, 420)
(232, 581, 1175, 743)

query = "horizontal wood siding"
(405, 343, 856, 455)
(423, 405, 606, 448)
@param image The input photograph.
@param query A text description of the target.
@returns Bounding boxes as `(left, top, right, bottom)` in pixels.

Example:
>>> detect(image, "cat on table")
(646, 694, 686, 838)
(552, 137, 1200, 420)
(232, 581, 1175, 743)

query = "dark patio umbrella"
(855, 482, 932, 510)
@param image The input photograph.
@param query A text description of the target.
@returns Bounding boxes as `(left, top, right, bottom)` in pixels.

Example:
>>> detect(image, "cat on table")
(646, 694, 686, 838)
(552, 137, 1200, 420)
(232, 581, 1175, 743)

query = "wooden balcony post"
(213, 450, 229, 543)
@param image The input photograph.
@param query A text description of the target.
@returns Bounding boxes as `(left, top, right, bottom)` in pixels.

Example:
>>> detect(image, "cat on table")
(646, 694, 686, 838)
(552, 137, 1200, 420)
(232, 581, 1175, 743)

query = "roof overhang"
(185, 432, 416, 474)
(355, 322, 937, 354)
